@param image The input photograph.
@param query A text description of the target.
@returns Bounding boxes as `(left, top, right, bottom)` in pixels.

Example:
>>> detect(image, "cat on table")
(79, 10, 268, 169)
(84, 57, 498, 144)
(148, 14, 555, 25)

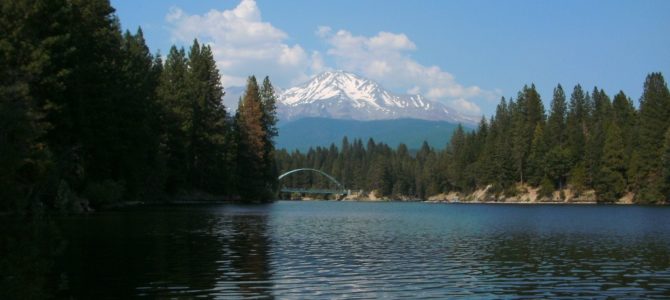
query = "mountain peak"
(277, 71, 476, 124)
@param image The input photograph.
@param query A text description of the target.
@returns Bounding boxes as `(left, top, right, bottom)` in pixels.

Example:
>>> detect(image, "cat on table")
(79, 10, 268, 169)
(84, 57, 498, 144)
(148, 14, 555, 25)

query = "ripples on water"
(54, 201, 670, 298)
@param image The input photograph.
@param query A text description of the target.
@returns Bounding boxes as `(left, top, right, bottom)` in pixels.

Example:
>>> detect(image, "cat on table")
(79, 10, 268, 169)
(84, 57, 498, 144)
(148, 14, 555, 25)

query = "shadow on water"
(0, 212, 64, 300)
(49, 204, 274, 299)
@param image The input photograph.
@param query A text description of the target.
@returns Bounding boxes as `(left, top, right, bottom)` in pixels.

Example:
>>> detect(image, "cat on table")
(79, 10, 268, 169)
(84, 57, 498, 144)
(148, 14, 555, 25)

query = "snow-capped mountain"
(277, 70, 477, 123)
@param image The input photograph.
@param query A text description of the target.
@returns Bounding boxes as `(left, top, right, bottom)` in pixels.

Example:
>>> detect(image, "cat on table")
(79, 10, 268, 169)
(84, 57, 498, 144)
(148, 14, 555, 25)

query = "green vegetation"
(277, 74, 670, 203)
(0, 0, 277, 212)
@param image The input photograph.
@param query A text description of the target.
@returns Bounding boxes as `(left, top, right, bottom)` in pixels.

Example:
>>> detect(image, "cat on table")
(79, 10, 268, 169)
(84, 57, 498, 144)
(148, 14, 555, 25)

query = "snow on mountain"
(277, 70, 477, 124)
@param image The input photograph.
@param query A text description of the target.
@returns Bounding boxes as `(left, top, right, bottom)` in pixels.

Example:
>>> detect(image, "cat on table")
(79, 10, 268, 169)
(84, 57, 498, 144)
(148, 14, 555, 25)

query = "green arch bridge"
(278, 168, 349, 196)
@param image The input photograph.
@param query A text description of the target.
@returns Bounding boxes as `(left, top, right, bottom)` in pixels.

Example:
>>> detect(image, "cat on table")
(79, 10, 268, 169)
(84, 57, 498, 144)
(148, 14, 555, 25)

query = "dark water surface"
(45, 202, 670, 298)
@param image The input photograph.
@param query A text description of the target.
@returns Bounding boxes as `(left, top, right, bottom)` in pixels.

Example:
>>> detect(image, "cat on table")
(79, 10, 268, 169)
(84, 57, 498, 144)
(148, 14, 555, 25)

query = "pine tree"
(637, 73, 670, 203)
(235, 76, 271, 201)
(447, 125, 466, 190)
(527, 124, 547, 186)
(492, 98, 516, 189)
(260, 76, 279, 140)
(612, 91, 637, 159)
(546, 84, 568, 149)
(544, 146, 571, 190)
(157, 46, 190, 193)
(566, 84, 589, 166)
(584, 88, 611, 187)
(259, 76, 279, 195)
(45, 0, 136, 207)
(596, 123, 626, 202)
(543, 85, 570, 190)
(0, 0, 72, 210)
(511, 85, 545, 184)
(115, 28, 163, 199)
(662, 127, 670, 199)
(186, 40, 230, 193)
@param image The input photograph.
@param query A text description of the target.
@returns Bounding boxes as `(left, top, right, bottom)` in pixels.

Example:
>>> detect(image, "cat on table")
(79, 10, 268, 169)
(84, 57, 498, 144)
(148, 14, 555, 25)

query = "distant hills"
(276, 118, 462, 151)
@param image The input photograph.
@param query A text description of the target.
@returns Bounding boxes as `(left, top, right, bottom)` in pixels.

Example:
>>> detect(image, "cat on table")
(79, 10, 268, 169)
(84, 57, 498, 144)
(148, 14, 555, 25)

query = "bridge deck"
(280, 188, 348, 195)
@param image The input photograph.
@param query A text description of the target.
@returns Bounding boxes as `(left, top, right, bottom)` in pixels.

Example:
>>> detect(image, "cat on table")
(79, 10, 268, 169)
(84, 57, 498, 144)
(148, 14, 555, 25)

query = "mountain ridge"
(276, 70, 478, 124)
(276, 117, 464, 151)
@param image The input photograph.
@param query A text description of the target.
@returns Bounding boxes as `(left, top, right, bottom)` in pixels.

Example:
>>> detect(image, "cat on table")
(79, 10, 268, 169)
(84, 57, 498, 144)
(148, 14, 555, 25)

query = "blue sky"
(112, 0, 670, 116)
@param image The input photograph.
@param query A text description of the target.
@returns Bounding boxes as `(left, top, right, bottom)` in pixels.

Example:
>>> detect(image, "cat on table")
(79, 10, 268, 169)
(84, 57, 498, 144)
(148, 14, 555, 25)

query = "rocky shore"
(327, 184, 645, 204)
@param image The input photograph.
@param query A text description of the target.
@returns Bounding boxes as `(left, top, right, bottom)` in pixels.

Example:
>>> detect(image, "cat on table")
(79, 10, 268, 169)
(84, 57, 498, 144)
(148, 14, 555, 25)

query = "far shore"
(285, 184, 667, 205)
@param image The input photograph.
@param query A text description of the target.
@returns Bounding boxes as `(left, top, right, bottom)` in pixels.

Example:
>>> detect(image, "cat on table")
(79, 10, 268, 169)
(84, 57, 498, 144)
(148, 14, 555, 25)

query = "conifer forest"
(277, 75, 670, 204)
(1, 0, 278, 212)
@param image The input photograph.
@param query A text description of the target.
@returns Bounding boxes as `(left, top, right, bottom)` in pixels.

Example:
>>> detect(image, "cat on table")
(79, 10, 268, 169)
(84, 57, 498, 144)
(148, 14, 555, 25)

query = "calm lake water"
(37, 202, 670, 298)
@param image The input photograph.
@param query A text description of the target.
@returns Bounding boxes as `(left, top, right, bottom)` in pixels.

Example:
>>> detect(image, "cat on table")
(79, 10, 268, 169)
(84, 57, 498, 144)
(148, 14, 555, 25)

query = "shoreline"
(286, 198, 670, 205)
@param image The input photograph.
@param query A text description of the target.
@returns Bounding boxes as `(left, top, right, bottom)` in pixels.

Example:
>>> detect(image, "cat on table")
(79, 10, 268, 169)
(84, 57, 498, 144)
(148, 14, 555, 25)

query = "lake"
(12, 201, 670, 298)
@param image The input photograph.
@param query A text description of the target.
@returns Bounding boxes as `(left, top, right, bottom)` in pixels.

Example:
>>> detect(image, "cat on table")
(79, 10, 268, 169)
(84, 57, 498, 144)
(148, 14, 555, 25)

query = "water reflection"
(213, 208, 274, 298)
(54, 205, 274, 298)
(476, 233, 669, 298)
(265, 202, 670, 298)
(5, 202, 670, 298)
(0, 213, 64, 299)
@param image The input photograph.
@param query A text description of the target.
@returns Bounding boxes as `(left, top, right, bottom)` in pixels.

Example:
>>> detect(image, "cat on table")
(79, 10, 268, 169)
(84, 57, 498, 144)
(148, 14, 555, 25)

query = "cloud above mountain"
(318, 28, 496, 115)
(166, 0, 498, 116)
(166, 0, 319, 87)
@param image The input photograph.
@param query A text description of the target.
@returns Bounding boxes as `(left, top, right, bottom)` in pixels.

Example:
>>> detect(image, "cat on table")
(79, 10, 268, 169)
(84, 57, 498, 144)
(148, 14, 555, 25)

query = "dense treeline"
(277, 73, 670, 204)
(1, 0, 277, 212)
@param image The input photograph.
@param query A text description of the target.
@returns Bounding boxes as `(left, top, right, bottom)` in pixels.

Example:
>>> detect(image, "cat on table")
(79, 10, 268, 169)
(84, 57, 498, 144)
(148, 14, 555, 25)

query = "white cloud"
(310, 51, 328, 74)
(450, 98, 482, 115)
(369, 32, 416, 51)
(315, 26, 332, 38)
(165, 0, 497, 116)
(320, 29, 498, 116)
(166, 0, 319, 87)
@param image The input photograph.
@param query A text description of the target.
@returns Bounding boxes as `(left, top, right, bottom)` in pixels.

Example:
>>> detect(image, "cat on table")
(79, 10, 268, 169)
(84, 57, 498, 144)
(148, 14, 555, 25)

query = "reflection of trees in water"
(225, 214, 274, 298)
(0, 213, 64, 299)
(50, 206, 274, 298)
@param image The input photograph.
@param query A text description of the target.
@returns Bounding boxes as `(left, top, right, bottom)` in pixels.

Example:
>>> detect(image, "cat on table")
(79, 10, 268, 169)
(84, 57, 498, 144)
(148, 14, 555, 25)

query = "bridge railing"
(278, 168, 349, 196)
(280, 188, 348, 195)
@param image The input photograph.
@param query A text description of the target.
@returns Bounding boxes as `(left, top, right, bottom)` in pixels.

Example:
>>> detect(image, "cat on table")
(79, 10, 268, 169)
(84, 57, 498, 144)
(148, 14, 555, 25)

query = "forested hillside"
(277, 74, 670, 203)
(0, 0, 278, 211)
(276, 118, 462, 151)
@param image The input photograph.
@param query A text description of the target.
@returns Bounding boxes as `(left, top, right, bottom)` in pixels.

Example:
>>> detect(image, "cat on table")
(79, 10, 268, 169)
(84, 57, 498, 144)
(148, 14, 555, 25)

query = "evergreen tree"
(662, 127, 670, 199)
(0, 0, 72, 210)
(235, 76, 271, 201)
(527, 124, 547, 186)
(492, 98, 516, 189)
(546, 84, 568, 149)
(447, 125, 467, 190)
(611, 91, 637, 157)
(157, 46, 190, 193)
(637, 73, 670, 203)
(584, 88, 611, 186)
(186, 40, 230, 193)
(511, 85, 545, 184)
(259, 76, 279, 194)
(544, 146, 571, 190)
(116, 28, 163, 199)
(566, 84, 589, 167)
(541, 85, 569, 190)
(596, 123, 626, 202)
